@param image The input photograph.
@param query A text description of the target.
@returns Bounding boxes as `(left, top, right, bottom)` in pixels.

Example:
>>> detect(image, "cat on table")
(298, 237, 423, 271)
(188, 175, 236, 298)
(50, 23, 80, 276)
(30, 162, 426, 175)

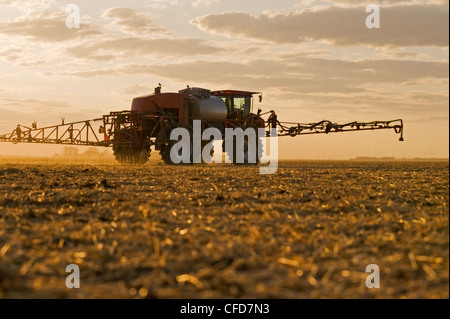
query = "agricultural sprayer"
(0, 86, 404, 164)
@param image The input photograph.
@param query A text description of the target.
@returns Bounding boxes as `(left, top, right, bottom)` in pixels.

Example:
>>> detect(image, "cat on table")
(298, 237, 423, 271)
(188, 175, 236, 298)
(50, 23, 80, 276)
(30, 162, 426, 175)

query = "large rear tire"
(230, 136, 263, 165)
(159, 126, 194, 165)
(113, 145, 151, 165)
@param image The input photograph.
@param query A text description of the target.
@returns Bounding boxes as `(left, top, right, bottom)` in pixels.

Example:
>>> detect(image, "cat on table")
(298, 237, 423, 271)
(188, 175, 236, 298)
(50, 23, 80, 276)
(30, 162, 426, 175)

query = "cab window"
(221, 95, 250, 119)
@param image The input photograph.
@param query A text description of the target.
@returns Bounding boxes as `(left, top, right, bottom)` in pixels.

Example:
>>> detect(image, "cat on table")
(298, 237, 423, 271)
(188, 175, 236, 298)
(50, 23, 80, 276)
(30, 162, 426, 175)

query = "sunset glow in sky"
(0, 0, 448, 159)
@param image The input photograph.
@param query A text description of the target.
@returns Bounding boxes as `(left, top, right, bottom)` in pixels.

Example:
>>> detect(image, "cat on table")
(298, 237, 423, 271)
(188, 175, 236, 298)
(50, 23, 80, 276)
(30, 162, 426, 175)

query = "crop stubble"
(0, 160, 448, 298)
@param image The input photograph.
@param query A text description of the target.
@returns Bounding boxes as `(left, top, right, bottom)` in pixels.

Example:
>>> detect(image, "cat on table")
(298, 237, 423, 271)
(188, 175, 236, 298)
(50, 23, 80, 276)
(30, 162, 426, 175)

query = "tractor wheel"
(160, 141, 176, 165)
(160, 140, 194, 165)
(231, 136, 263, 165)
(201, 140, 215, 164)
(113, 145, 151, 165)
(159, 126, 193, 165)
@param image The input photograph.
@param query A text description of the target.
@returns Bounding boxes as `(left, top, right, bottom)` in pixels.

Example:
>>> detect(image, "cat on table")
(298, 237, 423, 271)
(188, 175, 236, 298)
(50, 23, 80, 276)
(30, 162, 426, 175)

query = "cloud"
(321, 0, 445, 5)
(0, 97, 73, 113)
(144, 0, 183, 10)
(190, 4, 449, 47)
(0, 48, 21, 61)
(66, 37, 222, 60)
(101, 7, 170, 35)
(54, 57, 446, 122)
(0, 46, 48, 66)
(0, 0, 55, 9)
(0, 104, 104, 130)
(51, 57, 448, 125)
(113, 84, 157, 97)
(0, 10, 100, 42)
(192, 0, 220, 7)
(56, 57, 448, 93)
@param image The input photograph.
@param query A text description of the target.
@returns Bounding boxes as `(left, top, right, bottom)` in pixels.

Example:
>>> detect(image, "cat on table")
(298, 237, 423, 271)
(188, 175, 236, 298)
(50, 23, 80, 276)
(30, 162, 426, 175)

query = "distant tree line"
(53, 146, 113, 159)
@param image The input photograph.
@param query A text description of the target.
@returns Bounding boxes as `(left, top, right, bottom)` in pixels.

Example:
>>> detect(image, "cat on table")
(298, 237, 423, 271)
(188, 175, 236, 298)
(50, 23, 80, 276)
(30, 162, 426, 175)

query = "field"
(0, 157, 448, 299)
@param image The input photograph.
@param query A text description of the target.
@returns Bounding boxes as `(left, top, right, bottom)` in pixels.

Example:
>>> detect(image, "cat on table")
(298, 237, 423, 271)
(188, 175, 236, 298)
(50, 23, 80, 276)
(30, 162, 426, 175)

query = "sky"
(0, 0, 448, 159)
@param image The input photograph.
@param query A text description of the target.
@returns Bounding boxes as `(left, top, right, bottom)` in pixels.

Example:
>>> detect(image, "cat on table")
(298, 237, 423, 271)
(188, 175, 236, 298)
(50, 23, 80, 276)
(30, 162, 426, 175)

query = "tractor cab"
(212, 90, 261, 121)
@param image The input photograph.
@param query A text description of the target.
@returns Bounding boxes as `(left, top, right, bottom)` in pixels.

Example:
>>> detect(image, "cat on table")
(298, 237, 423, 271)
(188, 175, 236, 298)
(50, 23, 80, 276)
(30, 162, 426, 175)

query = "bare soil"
(0, 159, 448, 299)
